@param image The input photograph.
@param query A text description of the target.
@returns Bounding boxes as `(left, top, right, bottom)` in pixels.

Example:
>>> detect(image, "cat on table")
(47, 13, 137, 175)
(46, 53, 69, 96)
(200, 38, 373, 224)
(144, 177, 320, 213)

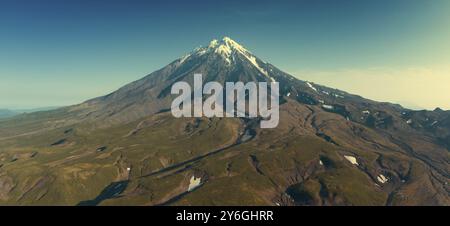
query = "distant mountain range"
(0, 107, 60, 119)
(0, 37, 448, 206)
(0, 109, 18, 119)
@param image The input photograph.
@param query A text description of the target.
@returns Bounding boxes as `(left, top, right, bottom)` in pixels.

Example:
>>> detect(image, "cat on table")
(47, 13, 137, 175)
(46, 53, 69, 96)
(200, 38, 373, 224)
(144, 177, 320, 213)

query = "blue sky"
(1, 0, 449, 109)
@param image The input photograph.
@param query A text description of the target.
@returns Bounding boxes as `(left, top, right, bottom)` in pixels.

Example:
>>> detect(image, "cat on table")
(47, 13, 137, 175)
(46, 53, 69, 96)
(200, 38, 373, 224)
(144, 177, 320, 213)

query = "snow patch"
(322, 104, 334, 110)
(214, 43, 232, 58)
(241, 53, 269, 77)
(333, 93, 344, 98)
(188, 176, 202, 192)
(306, 82, 318, 92)
(377, 174, 388, 184)
(178, 54, 191, 64)
(287, 92, 291, 97)
(344, 155, 358, 165)
(208, 39, 219, 48)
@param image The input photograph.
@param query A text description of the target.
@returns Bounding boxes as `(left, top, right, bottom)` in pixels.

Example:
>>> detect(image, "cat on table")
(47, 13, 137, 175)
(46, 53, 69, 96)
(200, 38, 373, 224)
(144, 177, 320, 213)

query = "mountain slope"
(0, 109, 18, 119)
(0, 37, 448, 205)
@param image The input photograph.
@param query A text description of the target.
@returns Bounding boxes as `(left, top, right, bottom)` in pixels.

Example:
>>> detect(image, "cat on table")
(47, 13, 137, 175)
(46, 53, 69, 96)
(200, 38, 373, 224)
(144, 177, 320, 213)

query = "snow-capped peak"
(180, 37, 275, 81)
(205, 37, 251, 57)
(221, 36, 248, 52)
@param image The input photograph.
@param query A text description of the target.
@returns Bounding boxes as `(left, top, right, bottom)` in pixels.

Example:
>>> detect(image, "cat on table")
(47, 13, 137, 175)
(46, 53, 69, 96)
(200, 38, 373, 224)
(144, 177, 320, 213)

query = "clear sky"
(1, 0, 449, 110)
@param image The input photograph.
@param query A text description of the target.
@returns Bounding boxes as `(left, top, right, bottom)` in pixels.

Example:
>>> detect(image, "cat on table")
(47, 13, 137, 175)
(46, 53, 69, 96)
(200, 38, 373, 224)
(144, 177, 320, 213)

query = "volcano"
(0, 37, 448, 205)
